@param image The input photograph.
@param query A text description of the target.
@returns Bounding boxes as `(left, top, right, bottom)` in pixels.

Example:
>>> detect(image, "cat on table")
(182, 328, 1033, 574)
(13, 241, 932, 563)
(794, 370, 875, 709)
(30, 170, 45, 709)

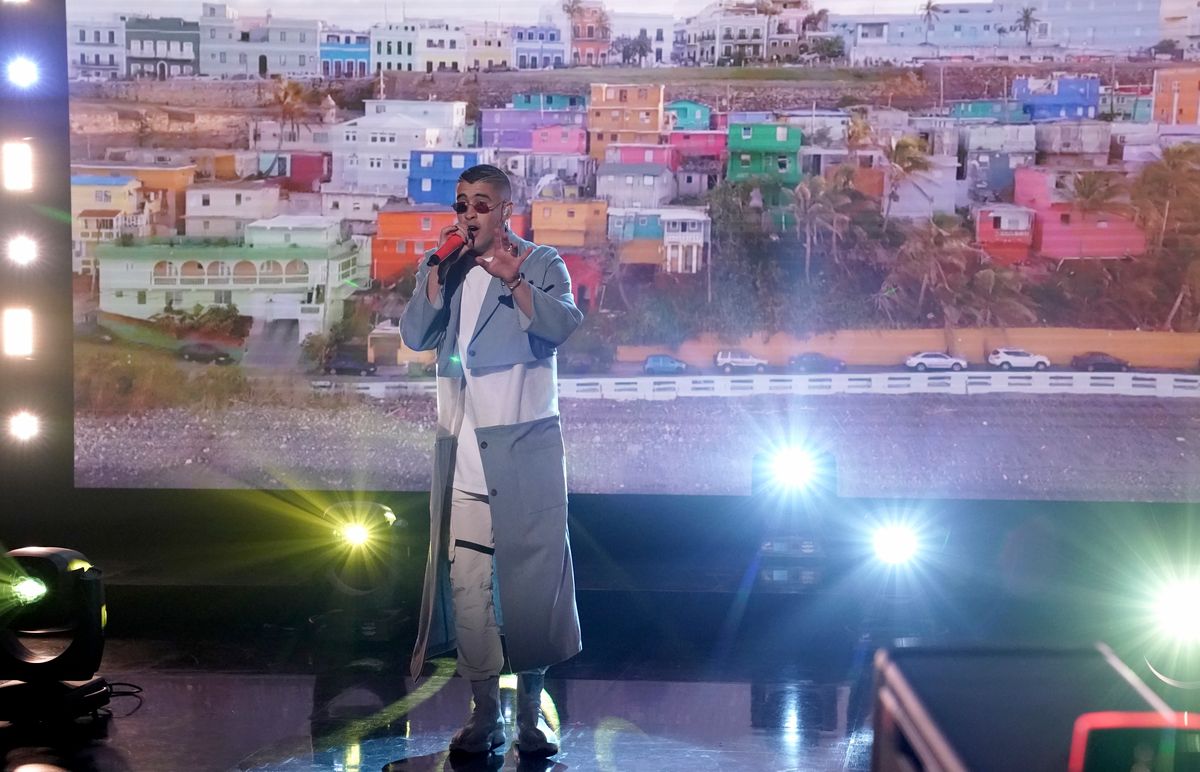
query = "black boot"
(514, 671, 559, 756)
(449, 676, 505, 754)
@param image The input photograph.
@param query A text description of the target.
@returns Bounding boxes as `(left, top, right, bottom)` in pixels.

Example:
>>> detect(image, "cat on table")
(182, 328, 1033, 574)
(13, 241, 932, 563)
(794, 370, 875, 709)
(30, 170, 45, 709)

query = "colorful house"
(948, 99, 1029, 123)
(607, 206, 710, 274)
(669, 130, 727, 196)
(587, 83, 668, 161)
(481, 108, 586, 149)
(1152, 67, 1200, 125)
(373, 203, 532, 282)
(407, 148, 498, 205)
(974, 204, 1035, 266)
(1012, 74, 1101, 122)
(70, 160, 196, 234)
(1100, 86, 1152, 123)
(510, 24, 568, 69)
(959, 124, 1037, 204)
(560, 253, 604, 313)
(666, 99, 713, 131)
(531, 125, 588, 155)
(725, 123, 803, 186)
(569, 0, 612, 65)
(532, 199, 608, 248)
(70, 174, 157, 275)
(1014, 167, 1147, 261)
(511, 92, 586, 111)
(603, 143, 681, 171)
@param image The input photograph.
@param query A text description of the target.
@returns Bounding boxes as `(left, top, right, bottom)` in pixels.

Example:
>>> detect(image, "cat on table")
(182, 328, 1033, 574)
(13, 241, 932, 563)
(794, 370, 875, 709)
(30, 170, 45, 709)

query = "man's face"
(455, 180, 510, 254)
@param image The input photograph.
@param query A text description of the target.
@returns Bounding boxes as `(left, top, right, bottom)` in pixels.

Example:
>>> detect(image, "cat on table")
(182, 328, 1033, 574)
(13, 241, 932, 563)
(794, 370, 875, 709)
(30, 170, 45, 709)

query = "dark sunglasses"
(452, 200, 508, 215)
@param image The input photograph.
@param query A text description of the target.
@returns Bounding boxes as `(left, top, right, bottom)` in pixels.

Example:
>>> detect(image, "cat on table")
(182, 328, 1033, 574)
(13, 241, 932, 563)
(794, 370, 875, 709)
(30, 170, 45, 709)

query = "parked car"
(714, 349, 768, 374)
(177, 342, 233, 365)
(788, 352, 846, 373)
(1071, 352, 1130, 372)
(905, 352, 968, 372)
(324, 353, 377, 376)
(643, 354, 688, 375)
(988, 348, 1050, 370)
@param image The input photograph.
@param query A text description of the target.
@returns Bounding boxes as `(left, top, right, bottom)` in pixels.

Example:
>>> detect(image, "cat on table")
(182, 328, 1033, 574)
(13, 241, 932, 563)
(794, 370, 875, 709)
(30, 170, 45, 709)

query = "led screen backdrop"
(67, 0, 1200, 499)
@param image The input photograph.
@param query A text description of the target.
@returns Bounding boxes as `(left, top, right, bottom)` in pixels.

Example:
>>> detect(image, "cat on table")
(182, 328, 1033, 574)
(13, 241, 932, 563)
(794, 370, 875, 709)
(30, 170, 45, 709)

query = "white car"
(714, 349, 768, 374)
(905, 351, 968, 372)
(988, 347, 1050, 370)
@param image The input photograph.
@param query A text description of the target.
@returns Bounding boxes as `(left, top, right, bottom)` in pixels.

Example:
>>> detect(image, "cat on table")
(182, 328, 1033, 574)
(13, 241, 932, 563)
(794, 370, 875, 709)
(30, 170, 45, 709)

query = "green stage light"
(11, 575, 45, 605)
(341, 524, 371, 547)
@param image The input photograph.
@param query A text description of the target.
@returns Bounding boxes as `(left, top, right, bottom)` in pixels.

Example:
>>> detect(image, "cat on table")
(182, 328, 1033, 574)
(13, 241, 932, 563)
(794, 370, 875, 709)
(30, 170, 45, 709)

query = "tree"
(879, 220, 974, 326)
(802, 9, 829, 33)
(561, 0, 583, 23)
(1151, 39, 1181, 58)
(1133, 144, 1200, 250)
(810, 36, 844, 61)
(1016, 7, 1039, 46)
(1065, 171, 1133, 220)
(611, 34, 634, 64)
(881, 136, 933, 224)
(919, 1, 942, 44)
(596, 9, 612, 41)
(263, 78, 306, 178)
(787, 175, 851, 282)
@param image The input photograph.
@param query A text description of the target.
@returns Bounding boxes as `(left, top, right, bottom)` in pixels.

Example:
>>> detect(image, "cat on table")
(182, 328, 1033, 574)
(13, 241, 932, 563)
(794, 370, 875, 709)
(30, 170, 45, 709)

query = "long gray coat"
(400, 233, 584, 679)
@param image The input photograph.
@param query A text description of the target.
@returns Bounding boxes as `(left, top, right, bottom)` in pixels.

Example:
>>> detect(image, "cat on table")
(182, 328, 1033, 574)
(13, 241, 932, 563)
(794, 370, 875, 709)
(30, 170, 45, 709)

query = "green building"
(725, 123, 803, 187)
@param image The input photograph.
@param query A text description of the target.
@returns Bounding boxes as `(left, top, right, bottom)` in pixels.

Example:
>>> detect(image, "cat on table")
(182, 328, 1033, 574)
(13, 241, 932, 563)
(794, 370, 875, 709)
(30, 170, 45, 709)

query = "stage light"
(8, 411, 38, 441)
(769, 446, 817, 492)
(1152, 578, 1200, 644)
(0, 548, 109, 721)
(1, 0, 31, 5)
(3, 307, 34, 357)
(5, 57, 38, 89)
(872, 524, 919, 566)
(342, 523, 370, 547)
(2, 141, 33, 191)
(6, 236, 37, 265)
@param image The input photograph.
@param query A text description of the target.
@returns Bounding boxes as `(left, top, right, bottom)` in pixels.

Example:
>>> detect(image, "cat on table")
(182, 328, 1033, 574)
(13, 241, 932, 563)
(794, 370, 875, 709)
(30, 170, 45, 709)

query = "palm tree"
(1133, 144, 1200, 250)
(787, 175, 851, 282)
(596, 9, 612, 41)
(882, 135, 933, 224)
(263, 78, 306, 178)
(1066, 171, 1133, 220)
(802, 9, 829, 33)
(952, 264, 1039, 328)
(882, 220, 973, 324)
(1016, 7, 1039, 46)
(919, 1, 942, 44)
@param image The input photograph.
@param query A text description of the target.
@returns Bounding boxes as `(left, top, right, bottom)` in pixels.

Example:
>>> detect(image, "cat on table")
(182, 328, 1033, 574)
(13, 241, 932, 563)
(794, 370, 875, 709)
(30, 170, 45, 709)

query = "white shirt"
(441, 264, 558, 495)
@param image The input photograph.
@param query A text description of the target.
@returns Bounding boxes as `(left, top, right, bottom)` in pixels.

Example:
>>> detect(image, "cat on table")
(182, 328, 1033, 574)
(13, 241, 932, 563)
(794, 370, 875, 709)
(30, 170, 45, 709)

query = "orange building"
(374, 204, 531, 283)
(70, 161, 196, 235)
(587, 83, 668, 161)
(1152, 67, 1200, 125)
(532, 199, 608, 248)
(570, 0, 612, 66)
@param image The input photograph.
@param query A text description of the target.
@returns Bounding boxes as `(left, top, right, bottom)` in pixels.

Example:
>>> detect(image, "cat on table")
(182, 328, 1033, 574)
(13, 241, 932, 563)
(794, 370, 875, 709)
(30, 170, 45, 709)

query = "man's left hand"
(476, 223, 532, 284)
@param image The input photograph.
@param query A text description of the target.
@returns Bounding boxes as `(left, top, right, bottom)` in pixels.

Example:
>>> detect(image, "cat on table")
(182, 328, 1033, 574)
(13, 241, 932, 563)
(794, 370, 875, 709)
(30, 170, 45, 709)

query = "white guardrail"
(310, 371, 1200, 401)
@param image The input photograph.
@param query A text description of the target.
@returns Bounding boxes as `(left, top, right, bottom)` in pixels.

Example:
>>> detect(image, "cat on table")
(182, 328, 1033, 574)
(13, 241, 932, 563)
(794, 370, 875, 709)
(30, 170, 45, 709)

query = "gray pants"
(448, 488, 505, 681)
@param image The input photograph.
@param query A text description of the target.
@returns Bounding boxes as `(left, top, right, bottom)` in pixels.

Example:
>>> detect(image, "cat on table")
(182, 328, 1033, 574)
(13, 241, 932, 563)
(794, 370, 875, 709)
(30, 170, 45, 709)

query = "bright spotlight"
(11, 576, 46, 605)
(6, 236, 36, 266)
(8, 411, 39, 441)
(5, 57, 38, 89)
(342, 523, 371, 547)
(873, 524, 919, 565)
(3, 308, 33, 357)
(1153, 578, 1200, 644)
(769, 446, 816, 492)
(2, 142, 33, 191)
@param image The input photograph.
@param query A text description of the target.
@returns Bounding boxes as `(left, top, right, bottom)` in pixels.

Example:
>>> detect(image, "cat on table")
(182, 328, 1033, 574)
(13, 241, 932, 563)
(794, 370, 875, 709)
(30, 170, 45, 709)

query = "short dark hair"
(457, 163, 512, 200)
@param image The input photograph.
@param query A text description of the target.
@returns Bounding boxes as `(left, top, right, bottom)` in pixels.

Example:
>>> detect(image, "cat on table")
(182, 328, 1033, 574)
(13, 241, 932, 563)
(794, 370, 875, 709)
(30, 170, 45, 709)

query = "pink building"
(285, 152, 332, 193)
(1013, 167, 1147, 261)
(532, 124, 588, 154)
(974, 204, 1035, 266)
(668, 130, 728, 159)
(603, 143, 680, 171)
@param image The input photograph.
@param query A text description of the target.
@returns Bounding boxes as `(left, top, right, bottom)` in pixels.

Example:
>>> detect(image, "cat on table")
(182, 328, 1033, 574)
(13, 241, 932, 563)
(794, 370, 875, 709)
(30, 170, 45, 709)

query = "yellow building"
(532, 199, 608, 248)
(70, 161, 197, 235)
(70, 174, 156, 275)
(618, 239, 663, 266)
(587, 83, 667, 160)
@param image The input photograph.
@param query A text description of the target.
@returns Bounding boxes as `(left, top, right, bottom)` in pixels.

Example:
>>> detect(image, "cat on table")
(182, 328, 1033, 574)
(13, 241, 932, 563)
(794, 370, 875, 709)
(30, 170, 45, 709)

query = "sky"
(67, 0, 990, 27)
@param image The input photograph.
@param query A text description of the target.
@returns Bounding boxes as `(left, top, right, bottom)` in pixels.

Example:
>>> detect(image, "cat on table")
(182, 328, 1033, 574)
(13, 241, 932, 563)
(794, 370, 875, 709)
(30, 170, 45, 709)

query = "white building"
(370, 22, 419, 73)
(68, 15, 128, 80)
(609, 12, 674, 65)
(324, 99, 469, 203)
(199, 3, 320, 79)
(411, 19, 469, 73)
(464, 21, 514, 71)
(682, 2, 769, 65)
(184, 180, 282, 239)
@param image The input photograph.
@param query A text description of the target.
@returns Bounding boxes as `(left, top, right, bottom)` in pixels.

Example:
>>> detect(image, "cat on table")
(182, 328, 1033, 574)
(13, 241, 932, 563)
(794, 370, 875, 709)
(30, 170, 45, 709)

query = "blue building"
(607, 209, 665, 240)
(407, 149, 495, 204)
(511, 91, 587, 111)
(1012, 75, 1101, 121)
(666, 100, 712, 131)
(321, 29, 370, 79)
(511, 24, 567, 70)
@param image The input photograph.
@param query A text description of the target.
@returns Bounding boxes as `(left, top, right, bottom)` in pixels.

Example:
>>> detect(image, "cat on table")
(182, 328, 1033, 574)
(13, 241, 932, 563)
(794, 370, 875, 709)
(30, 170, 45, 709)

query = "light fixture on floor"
(0, 547, 109, 721)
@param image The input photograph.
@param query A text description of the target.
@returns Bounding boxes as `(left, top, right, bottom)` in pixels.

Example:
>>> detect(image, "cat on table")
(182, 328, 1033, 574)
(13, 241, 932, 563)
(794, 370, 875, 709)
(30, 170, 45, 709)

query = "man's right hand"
(435, 223, 470, 267)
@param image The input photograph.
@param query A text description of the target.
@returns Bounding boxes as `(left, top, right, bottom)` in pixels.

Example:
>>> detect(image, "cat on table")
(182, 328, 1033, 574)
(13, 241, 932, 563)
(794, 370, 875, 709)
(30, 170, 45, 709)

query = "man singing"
(401, 164, 583, 757)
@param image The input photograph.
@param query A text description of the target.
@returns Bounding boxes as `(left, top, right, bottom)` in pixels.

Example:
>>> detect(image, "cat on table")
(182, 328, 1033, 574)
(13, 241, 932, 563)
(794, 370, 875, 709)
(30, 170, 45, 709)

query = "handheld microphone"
(427, 232, 467, 267)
